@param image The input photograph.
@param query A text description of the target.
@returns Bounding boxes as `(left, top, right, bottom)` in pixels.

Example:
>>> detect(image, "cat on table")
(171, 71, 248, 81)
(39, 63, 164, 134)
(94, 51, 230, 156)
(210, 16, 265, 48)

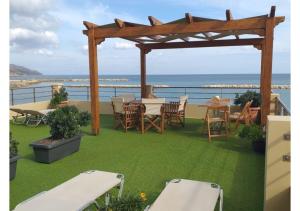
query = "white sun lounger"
(145, 179, 223, 211)
(13, 170, 125, 211)
(24, 109, 55, 126)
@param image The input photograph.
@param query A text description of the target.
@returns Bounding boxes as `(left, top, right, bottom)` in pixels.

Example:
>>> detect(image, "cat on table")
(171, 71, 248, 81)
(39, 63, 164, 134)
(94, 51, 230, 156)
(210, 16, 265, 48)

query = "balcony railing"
(275, 97, 290, 116)
(10, 85, 260, 105)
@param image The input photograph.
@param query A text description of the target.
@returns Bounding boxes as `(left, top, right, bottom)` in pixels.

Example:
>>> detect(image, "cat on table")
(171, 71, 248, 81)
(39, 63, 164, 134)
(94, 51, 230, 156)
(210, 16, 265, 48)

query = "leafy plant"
(10, 132, 19, 158)
(239, 124, 265, 142)
(234, 90, 261, 108)
(100, 194, 146, 211)
(46, 106, 91, 139)
(49, 87, 68, 108)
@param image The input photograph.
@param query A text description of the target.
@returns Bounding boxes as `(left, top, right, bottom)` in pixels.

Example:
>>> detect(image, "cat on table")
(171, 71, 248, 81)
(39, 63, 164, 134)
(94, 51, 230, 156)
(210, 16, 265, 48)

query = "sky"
(10, 0, 290, 75)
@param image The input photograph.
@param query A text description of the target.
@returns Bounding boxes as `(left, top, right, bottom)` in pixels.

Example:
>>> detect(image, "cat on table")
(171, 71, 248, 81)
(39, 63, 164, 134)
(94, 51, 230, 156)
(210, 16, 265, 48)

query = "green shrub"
(10, 132, 19, 158)
(78, 111, 91, 127)
(234, 90, 261, 108)
(239, 124, 265, 142)
(49, 87, 68, 108)
(46, 106, 91, 139)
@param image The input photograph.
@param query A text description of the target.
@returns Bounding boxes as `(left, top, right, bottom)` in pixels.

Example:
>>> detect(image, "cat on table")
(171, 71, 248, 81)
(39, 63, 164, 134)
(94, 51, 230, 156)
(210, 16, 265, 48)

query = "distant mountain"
(10, 64, 42, 76)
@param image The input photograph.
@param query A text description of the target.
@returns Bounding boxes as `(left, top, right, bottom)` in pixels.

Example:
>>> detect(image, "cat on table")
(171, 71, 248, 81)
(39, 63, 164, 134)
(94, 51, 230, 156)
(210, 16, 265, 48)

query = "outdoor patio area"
(10, 115, 265, 210)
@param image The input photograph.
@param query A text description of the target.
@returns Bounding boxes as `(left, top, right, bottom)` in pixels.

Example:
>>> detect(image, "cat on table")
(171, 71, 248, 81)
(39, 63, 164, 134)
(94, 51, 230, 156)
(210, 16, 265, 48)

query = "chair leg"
(161, 114, 165, 133)
(225, 120, 229, 137)
(141, 113, 144, 134)
(235, 119, 240, 130)
(207, 120, 211, 142)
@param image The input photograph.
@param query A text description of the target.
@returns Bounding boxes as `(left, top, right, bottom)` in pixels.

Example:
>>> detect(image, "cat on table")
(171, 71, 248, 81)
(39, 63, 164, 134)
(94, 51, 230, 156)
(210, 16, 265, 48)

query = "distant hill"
(10, 64, 42, 76)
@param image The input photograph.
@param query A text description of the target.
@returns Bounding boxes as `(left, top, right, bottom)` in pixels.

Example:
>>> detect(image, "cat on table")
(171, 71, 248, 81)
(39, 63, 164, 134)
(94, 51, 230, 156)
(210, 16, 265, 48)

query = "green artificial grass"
(10, 115, 265, 210)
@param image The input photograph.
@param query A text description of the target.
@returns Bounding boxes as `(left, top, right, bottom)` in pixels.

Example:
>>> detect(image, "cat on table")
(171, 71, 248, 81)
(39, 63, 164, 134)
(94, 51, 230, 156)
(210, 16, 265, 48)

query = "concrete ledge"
(10, 100, 241, 120)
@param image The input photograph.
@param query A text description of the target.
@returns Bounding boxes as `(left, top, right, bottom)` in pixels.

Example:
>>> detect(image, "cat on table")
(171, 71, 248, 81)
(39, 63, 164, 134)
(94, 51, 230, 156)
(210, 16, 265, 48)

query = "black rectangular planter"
(10, 155, 19, 180)
(30, 135, 82, 164)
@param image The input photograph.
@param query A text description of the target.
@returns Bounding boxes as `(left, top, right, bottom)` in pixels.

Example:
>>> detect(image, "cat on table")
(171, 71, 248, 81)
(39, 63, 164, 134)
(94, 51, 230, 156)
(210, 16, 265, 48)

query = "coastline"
(10, 78, 128, 88)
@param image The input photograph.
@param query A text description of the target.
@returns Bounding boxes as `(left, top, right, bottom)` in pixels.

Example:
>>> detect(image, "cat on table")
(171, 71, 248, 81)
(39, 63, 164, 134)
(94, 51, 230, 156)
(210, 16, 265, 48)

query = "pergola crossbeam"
(226, 9, 240, 39)
(136, 38, 264, 50)
(185, 13, 212, 41)
(115, 18, 161, 41)
(149, 15, 190, 42)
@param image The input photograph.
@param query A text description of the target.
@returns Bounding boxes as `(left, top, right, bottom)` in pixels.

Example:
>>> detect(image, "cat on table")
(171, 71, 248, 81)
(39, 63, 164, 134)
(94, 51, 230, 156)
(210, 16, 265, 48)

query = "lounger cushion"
(148, 179, 221, 211)
(14, 170, 122, 211)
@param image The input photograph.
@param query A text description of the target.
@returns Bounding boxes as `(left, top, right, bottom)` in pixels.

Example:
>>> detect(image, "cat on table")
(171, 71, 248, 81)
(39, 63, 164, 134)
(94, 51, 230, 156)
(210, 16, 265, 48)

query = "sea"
(10, 74, 290, 110)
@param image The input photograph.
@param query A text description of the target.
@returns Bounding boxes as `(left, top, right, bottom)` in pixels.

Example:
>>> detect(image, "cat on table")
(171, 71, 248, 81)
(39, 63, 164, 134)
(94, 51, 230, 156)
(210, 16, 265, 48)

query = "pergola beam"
(149, 15, 189, 42)
(83, 17, 284, 39)
(226, 9, 240, 39)
(185, 13, 212, 41)
(115, 18, 161, 41)
(136, 38, 264, 50)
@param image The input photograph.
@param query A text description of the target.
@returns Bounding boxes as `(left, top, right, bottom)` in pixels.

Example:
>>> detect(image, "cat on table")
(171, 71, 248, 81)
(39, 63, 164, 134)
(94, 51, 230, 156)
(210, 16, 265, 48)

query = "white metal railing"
(275, 97, 290, 116)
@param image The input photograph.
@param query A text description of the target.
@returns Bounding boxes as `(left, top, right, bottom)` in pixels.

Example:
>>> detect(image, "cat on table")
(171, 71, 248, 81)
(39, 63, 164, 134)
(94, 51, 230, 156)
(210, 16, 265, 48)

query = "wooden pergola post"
(87, 27, 102, 135)
(140, 48, 146, 98)
(140, 48, 151, 98)
(260, 15, 275, 124)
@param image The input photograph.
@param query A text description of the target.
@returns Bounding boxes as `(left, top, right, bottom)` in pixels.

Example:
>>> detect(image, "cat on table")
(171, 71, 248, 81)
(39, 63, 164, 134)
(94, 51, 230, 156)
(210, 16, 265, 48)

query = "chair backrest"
(209, 96, 221, 103)
(111, 97, 124, 113)
(142, 98, 165, 115)
(206, 105, 229, 119)
(241, 100, 253, 116)
(119, 94, 135, 103)
(179, 96, 188, 111)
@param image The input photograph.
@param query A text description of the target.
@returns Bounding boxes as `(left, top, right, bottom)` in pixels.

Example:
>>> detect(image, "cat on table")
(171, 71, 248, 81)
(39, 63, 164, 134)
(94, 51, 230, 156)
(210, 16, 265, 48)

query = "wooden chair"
(122, 104, 140, 132)
(229, 100, 253, 129)
(111, 97, 125, 129)
(111, 97, 140, 132)
(164, 96, 188, 127)
(118, 94, 136, 103)
(140, 98, 165, 134)
(202, 105, 229, 142)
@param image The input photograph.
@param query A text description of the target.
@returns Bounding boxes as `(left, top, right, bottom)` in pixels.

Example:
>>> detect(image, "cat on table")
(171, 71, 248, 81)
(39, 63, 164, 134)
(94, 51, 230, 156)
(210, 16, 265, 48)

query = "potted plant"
(239, 124, 266, 154)
(49, 87, 68, 108)
(30, 106, 91, 163)
(234, 90, 261, 123)
(10, 133, 19, 180)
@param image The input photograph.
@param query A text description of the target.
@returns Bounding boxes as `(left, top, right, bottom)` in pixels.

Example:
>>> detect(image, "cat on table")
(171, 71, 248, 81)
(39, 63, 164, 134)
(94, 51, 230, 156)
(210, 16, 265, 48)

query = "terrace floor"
(10, 115, 265, 210)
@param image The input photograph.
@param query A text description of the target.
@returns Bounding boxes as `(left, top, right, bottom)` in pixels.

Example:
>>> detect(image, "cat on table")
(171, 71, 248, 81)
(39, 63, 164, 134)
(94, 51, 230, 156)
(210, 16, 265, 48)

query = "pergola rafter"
(82, 6, 285, 135)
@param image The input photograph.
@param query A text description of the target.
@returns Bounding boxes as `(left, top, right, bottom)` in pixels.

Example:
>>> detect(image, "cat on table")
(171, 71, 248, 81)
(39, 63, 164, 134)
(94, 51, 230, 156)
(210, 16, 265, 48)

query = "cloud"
(10, 0, 59, 54)
(114, 42, 135, 49)
(33, 49, 54, 56)
(10, 28, 58, 51)
(10, 0, 54, 16)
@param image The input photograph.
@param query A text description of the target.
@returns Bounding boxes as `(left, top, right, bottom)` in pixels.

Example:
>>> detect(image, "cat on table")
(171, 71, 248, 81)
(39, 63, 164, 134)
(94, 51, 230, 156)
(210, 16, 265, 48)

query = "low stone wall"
(10, 100, 236, 120)
(68, 100, 211, 119)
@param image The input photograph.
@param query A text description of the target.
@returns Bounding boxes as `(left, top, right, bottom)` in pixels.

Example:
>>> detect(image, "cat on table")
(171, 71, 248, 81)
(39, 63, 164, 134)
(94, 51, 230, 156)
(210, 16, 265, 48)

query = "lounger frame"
(145, 179, 223, 211)
(13, 170, 125, 211)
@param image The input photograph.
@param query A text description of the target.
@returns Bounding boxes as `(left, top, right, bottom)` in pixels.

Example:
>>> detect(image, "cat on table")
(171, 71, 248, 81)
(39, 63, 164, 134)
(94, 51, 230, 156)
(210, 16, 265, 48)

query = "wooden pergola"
(82, 6, 285, 135)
